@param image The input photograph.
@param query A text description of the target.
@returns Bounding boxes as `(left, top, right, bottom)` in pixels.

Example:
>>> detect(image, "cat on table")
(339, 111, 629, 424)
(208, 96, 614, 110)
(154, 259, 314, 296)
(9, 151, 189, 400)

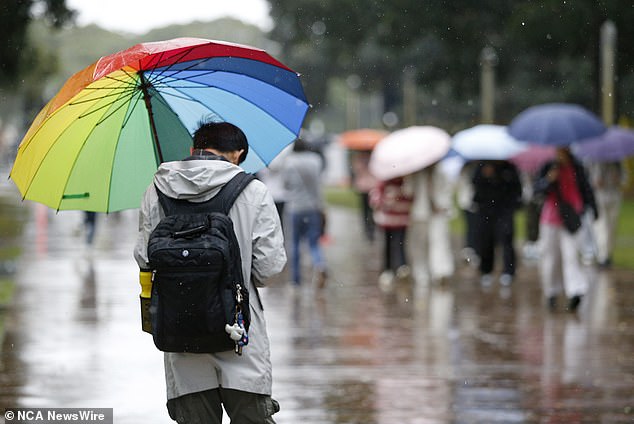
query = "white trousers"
(539, 223, 589, 298)
(408, 215, 455, 284)
(593, 193, 622, 263)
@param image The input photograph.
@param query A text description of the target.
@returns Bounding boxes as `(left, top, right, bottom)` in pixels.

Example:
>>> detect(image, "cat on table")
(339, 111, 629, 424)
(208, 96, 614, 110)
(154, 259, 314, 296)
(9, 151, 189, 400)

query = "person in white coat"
(587, 161, 627, 268)
(407, 163, 455, 285)
(134, 121, 286, 423)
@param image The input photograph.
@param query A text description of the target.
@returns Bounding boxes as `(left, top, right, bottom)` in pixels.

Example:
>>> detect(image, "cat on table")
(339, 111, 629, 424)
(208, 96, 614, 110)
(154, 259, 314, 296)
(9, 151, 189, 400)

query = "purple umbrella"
(572, 126, 634, 162)
(508, 103, 606, 146)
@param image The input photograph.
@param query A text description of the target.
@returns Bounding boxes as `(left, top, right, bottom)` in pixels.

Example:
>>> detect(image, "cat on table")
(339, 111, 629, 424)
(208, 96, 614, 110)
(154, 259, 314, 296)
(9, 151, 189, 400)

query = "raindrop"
(546, 34, 552, 40)
(382, 112, 399, 127)
(311, 21, 326, 36)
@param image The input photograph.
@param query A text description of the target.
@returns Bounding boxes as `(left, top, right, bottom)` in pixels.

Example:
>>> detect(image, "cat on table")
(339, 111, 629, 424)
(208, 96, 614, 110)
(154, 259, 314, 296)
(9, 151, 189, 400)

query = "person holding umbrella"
(533, 147, 598, 312)
(339, 129, 388, 242)
(369, 175, 414, 288)
(471, 160, 523, 286)
(134, 121, 286, 423)
(368, 126, 452, 288)
(573, 126, 634, 268)
(587, 160, 628, 268)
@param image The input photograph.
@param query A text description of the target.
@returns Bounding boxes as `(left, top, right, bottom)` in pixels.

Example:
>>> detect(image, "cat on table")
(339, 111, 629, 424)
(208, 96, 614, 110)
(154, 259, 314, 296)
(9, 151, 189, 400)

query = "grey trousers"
(167, 388, 279, 424)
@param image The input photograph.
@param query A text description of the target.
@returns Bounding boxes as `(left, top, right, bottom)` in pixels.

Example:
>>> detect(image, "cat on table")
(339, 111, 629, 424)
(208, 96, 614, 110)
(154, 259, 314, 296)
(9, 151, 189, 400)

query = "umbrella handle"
(140, 71, 164, 163)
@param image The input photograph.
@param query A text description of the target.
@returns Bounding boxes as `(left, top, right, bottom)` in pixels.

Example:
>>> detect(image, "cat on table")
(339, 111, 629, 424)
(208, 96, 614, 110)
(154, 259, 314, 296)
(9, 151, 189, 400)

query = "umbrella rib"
(143, 46, 201, 85)
(160, 84, 297, 165)
(144, 69, 218, 89)
(69, 85, 136, 108)
(91, 89, 142, 126)
(163, 80, 305, 132)
(120, 91, 144, 130)
(75, 85, 138, 120)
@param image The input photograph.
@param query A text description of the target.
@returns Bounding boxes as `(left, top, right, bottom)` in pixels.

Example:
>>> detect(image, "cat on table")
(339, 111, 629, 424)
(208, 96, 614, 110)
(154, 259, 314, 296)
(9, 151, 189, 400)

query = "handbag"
(555, 188, 582, 234)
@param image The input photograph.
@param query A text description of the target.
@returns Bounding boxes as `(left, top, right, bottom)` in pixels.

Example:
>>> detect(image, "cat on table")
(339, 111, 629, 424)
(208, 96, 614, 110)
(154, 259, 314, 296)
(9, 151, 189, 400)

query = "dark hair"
(193, 121, 249, 164)
(293, 138, 310, 152)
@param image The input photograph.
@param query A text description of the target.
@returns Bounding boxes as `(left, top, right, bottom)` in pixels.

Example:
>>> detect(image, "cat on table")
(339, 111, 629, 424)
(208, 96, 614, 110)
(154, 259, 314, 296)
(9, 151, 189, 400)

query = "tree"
(267, 0, 634, 126)
(0, 0, 74, 84)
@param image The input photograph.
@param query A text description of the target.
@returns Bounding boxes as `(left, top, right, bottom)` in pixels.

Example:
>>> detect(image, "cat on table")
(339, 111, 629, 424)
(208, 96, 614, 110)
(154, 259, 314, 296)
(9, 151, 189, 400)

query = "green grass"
(613, 200, 634, 269)
(325, 186, 634, 270)
(0, 279, 15, 307)
(325, 186, 362, 209)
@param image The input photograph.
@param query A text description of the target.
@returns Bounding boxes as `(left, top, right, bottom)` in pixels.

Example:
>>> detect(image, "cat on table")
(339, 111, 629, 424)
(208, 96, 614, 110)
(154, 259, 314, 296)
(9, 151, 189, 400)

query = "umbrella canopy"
(509, 145, 557, 174)
(338, 129, 388, 151)
(572, 126, 634, 162)
(451, 124, 528, 160)
(10, 37, 309, 212)
(369, 126, 451, 181)
(508, 103, 606, 146)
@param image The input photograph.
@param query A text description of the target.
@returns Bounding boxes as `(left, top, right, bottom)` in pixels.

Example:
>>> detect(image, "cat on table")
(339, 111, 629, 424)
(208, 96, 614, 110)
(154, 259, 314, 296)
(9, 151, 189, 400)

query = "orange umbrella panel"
(338, 129, 388, 151)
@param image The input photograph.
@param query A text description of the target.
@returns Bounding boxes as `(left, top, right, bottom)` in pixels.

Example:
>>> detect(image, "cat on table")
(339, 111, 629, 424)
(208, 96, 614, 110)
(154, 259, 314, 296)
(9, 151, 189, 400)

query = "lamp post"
(480, 46, 498, 124)
(403, 67, 417, 127)
(600, 20, 617, 125)
(346, 74, 361, 130)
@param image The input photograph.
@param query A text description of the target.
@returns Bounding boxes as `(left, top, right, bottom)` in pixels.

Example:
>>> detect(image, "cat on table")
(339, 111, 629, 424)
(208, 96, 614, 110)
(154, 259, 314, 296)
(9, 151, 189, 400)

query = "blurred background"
(1, 1, 633, 212)
(2, 1, 634, 159)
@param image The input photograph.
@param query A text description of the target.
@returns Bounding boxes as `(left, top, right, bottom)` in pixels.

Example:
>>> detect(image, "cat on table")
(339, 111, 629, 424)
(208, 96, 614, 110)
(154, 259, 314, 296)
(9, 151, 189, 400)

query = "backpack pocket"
(151, 259, 235, 353)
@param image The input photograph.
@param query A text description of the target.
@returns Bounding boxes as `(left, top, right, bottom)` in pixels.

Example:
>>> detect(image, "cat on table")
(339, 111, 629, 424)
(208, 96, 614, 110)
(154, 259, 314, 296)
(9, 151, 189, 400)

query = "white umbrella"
(452, 124, 529, 160)
(369, 126, 451, 181)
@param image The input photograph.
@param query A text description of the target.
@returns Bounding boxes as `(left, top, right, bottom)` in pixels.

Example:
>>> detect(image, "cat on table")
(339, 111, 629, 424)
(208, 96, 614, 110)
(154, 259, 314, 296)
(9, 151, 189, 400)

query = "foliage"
(0, 0, 74, 84)
(267, 0, 634, 128)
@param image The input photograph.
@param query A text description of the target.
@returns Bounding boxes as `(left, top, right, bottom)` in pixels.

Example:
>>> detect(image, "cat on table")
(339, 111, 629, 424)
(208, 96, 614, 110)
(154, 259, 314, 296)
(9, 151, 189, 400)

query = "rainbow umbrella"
(10, 38, 309, 212)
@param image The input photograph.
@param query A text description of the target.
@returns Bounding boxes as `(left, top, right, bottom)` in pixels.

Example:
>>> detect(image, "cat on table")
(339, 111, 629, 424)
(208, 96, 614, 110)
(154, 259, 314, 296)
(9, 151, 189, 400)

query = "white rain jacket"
(133, 157, 286, 400)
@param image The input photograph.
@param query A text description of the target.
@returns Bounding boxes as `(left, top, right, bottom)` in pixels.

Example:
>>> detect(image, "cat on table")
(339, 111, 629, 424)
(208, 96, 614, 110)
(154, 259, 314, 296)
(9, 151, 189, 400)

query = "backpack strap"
(154, 171, 263, 311)
(155, 172, 255, 216)
(207, 172, 256, 215)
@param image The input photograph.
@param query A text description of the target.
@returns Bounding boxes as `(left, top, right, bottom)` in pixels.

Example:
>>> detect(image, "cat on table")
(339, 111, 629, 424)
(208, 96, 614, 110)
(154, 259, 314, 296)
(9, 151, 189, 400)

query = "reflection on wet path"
(0, 199, 632, 423)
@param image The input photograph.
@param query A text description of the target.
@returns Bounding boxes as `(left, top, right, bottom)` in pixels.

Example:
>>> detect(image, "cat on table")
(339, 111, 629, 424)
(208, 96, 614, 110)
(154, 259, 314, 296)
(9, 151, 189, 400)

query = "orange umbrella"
(338, 129, 388, 151)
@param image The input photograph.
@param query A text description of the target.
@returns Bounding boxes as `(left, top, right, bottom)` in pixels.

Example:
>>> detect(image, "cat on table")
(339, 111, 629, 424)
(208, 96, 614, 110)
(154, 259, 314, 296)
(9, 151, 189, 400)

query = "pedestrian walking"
(282, 138, 328, 288)
(520, 170, 543, 262)
(587, 161, 627, 268)
(455, 161, 479, 265)
(472, 160, 523, 286)
(350, 150, 378, 241)
(533, 147, 598, 312)
(256, 154, 289, 229)
(408, 163, 455, 285)
(369, 175, 413, 289)
(83, 211, 97, 245)
(133, 121, 286, 424)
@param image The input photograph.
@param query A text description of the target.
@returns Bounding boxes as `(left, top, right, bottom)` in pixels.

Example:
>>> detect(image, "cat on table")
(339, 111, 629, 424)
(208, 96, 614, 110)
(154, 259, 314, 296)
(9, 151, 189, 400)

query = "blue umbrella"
(508, 103, 606, 146)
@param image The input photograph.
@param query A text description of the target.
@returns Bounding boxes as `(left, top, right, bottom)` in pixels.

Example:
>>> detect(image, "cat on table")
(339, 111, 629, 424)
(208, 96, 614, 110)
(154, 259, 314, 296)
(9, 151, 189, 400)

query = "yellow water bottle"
(139, 270, 153, 333)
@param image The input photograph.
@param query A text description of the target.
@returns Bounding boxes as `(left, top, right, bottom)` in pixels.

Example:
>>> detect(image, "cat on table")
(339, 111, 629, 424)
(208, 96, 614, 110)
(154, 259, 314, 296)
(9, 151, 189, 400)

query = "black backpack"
(147, 172, 255, 355)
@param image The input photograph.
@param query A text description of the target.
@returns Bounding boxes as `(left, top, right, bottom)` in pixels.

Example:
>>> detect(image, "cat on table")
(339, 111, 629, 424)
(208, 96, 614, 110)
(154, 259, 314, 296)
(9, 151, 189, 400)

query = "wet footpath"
(0, 181, 633, 423)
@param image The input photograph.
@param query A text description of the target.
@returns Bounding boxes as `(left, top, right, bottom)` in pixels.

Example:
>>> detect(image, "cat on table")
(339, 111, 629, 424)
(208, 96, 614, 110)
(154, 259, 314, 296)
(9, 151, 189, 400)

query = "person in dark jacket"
(472, 160, 523, 286)
(533, 147, 598, 313)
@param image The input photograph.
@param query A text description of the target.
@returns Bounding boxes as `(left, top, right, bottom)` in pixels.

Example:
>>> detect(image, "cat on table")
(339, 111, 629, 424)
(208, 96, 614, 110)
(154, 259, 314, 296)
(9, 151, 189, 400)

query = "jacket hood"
(153, 159, 243, 201)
